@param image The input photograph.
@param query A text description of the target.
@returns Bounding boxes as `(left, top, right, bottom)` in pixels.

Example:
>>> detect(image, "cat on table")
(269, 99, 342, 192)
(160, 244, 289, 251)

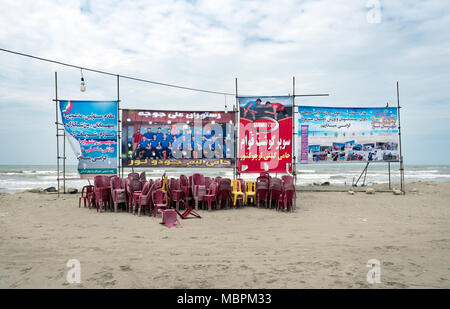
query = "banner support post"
(55, 72, 60, 197)
(117, 74, 121, 178)
(396, 81, 405, 194)
(388, 162, 391, 190)
(234, 77, 239, 181)
(292, 76, 297, 188)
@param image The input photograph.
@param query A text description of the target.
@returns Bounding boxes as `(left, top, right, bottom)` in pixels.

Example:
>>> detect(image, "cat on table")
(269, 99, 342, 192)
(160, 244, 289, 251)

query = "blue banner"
(59, 100, 118, 177)
(298, 106, 399, 164)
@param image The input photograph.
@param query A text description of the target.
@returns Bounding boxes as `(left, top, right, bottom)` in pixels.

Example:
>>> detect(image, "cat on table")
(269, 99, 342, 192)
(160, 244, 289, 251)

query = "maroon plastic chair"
(205, 177, 212, 190)
(268, 180, 283, 209)
(152, 190, 169, 217)
(79, 185, 95, 208)
(180, 174, 192, 206)
(216, 179, 232, 209)
(214, 176, 222, 184)
(128, 172, 140, 180)
(255, 181, 269, 208)
(203, 182, 218, 211)
(110, 176, 127, 212)
(278, 183, 296, 212)
(139, 171, 146, 182)
(192, 173, 206, 210)
(281, 175, 294, 185)
(94, 175, 110, 212)
(136, 182, 154, 216)
(126, 178, 143, 213)
(169, 178, 185, 210)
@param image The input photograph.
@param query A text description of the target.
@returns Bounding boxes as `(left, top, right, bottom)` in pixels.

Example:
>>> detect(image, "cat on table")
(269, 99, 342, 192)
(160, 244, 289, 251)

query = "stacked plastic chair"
(216, 178, 232, 209)
(203, 182, 218, 211)
(168, 178, 185, 210)
(231, 179, 245, 207)
(192, 173, 206, 210)
(110, 176, 127, 212)
(268, 178, 283, 209)
(94, 175, 110, 212)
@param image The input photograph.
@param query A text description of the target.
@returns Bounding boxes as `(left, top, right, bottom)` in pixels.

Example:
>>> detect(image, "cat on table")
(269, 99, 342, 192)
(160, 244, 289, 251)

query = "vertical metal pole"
(234, 77, 238, 181)
(397, 81, 405, 194)
(55, 72, 59, 197)
(63, 98, 66, 194)
(292, 76, 297, 188)
(388, 162, 391, 190)
(117, 75, 121, 177)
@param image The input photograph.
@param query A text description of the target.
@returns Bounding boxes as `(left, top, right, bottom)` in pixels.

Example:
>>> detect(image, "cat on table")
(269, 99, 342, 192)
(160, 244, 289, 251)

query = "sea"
(0, 164, 449, 194)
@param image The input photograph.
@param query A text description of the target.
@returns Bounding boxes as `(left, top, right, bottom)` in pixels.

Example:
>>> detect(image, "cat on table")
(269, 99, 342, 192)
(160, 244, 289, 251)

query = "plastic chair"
(244, 181, 256, 206)
(205, 177, 212, 190)
(231, 179, 245, 208)
(139, 171, 146, 183)
(203, 182, 218, 211)
(281, 175, 294, 185)
(179, 174, 192, 206)
(278, 183, 296, 212)
(216, 179, 232, 209)
(255, 181, 269, 208)
(94, 175, 110, 212)
(169, 178, 185, 211)
(268, 180, 283, 209)
(110, 176, 127, 212)
(137, 183, 154, 216)
(152, 190, 169, 217)
(192, 173, 206, 210)
(159, 209, 182, 228)
(79, 185, 95, 208)
(128, 172, 140, 180)
(126, 178, 143, 213)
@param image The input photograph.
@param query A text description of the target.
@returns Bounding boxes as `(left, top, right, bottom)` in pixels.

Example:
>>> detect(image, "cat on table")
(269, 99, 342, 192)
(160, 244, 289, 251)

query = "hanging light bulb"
(80, 69, 86, 92)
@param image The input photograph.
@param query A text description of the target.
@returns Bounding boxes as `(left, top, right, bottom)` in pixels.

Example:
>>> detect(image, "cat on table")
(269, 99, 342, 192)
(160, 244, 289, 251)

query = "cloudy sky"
(0, 0, 449, 165)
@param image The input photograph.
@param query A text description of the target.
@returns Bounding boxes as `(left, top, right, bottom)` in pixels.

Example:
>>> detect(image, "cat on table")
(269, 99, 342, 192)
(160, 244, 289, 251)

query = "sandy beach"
(0, 181, 449, 289)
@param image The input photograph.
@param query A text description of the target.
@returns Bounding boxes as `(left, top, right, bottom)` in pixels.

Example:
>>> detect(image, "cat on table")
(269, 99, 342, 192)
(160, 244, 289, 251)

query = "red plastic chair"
(281, 175, 294, 185)
(205, 177, 212, 190)
(278, 183, 296, 212)
(126, 178, 143, 213)
(192, 173, 206, 210)
(152, 190, 169, 217)
(169, 178, 185, 210)
(110, 176, 127, 212)
(216, 179, 232, 209)
(79, 185, 95, 208)
(159, 209, 182, 228)
(268, 180, 283, 209)
(179, 174, 191, 206)
(128, 172, 140, 180)
(255, 181, 269, 208)
(137, 182, 154, 216)
(203, 182, 218, 211)
(94, 175, 110, 212)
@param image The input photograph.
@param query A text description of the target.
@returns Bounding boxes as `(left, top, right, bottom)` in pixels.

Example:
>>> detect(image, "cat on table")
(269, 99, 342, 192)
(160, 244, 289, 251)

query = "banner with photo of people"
(298, 106, 399, 164)
(59, 100, 118, 178)
(121, 109, 236, 168)
(238, 96, 293, 173)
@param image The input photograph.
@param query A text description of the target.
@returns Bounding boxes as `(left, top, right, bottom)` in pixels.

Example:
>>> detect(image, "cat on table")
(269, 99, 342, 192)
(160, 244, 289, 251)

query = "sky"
(0, 0, 449, 165)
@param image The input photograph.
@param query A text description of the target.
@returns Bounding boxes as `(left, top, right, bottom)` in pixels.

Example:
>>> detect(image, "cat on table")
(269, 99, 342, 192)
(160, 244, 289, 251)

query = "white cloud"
(0, 0, 449, 164)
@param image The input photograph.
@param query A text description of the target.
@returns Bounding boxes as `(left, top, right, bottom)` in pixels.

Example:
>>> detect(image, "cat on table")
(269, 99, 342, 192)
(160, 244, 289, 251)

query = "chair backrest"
(231, 179, 242, 192)
(180, 175, 189, 187)
(246, 180, 255, 193)
(110, 176, 122, 190)
(256, 175, 270, 183)
(128, 172, 140, 180)
(94, 175, 105, 188)
(153, 190, 167, 205)
(154, 179, 162, 189)
(141, 181, 152, 196)
(139, 171, 146, 182)
(281, 175, 294, 185)
(270, 177, 282, 188)
(205, 177, 212, 189)
(214, 176, 222, 184)
(208, 182, 218, 195)
(256, 181, 269, 198)
(192, 173, 205, 186)
(127, 178, 142, 194)
(217, 180, 231, 200)
(237, 178, 245, 192)
(169, 178, 180, 191)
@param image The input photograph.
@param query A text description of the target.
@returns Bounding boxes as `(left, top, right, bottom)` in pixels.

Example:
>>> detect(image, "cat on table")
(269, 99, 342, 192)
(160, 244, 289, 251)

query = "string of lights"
(0, 47, 235, 96)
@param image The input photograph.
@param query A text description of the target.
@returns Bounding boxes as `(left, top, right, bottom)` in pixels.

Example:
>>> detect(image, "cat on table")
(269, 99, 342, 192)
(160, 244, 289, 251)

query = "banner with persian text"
(59, 100, 118, 177)
(121, 109, 236, 168)
(238, 96, 293, 173)
(298, 106, 399, 164)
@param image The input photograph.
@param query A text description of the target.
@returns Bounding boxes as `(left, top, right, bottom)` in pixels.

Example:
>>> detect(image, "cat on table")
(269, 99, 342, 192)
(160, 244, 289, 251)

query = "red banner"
(238, 96, 293, 173)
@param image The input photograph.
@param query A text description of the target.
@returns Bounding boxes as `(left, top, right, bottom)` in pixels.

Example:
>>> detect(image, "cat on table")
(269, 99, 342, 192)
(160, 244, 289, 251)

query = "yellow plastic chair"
(231, 179, 245, 207)
(245, 181, 256, 205)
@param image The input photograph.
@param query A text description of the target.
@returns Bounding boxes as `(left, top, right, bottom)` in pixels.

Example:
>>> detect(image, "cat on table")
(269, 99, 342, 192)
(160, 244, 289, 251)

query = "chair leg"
(138, 200, 142, 216)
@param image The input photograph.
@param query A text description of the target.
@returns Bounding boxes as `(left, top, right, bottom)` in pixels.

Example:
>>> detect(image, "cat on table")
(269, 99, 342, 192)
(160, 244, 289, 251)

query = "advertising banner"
(238, 96, 293, 173)
(298, 106, 399, 164)
(121, 109, 236, 168)
(59, 100, 118, 177)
